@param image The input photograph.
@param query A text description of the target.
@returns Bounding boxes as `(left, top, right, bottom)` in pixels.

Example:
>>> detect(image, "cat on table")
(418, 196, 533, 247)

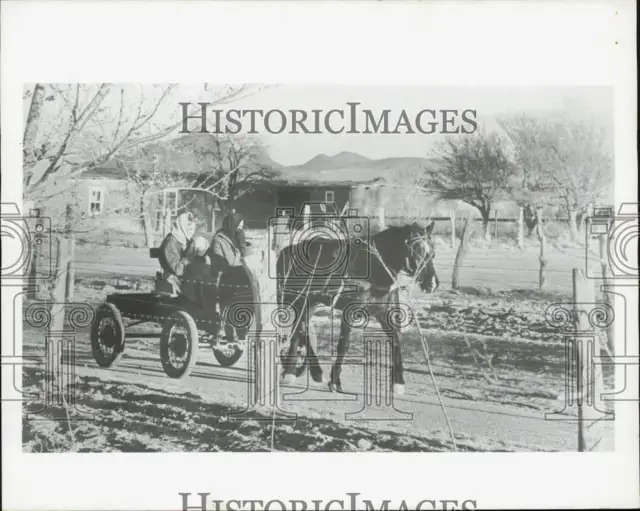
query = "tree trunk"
(482, 212, 491, 240)
(568, 208, 579, 242)
(140, 195, 154, 248)
(65, 203, 76, 234)
(517, 207, 525, 249)
(23, 84, 46, 187)
(536, 208, 547, 289)
(576, 209, 587, 237)
(524, 205, 537, 237)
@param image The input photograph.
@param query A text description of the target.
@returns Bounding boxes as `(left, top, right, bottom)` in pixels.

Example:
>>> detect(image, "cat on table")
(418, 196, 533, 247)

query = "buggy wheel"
(160, 311, 199, 379)
(212, 345, 244, 367)
(91, 303, 125, 368)
(212, 303, 245, 367)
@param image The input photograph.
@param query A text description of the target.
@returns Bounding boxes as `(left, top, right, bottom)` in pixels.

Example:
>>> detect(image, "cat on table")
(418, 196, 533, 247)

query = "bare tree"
(117, 132, 277, 242)
(22, 83, 268, 294)
(429, 131, 515, 239)
(116, 149, 192, 248)
(382, 166, 437, 222)
(22, 83, 267, 202)
(499, 114, 613, 241)
(174, 133, 278, 214)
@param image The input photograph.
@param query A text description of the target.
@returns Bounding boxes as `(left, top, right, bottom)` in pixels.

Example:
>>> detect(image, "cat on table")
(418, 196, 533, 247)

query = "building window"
(325, 190, 335, 204)
(88, 187, 105, 214)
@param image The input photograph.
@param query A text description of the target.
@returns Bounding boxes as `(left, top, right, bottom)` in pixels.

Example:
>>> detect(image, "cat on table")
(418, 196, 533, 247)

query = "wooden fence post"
(375, 185, 385, 230)
(517, 207, 524, 249)
(143, 209, 154, 249)
(47, 237, 69, 402)
(268, 223, 279, 281)
(303, 204, 311, 231)
(452, 215, 474, 290)
(65, 235, 75, 300)
(450, 211, 456, 249)
(572, 269, 607, 451)
(377, 206, 386, 230)
(163, 210, 172, 239)
(599, 234, 614, 353)
(493, 209, 499, 241)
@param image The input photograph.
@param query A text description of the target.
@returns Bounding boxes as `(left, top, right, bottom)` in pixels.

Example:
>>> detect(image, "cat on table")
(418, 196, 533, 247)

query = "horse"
(276, 221, 438, 396)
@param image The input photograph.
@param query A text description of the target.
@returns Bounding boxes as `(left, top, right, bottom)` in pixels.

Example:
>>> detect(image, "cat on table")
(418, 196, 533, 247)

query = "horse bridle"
(403, 235, 434, 276)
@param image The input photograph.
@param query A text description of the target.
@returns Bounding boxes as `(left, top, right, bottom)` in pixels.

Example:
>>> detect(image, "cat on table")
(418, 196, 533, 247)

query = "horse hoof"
(282, 374, 296, 385)
(311, 369, 325, 384)
(328, 381, 343, 393)
(393, 384, 405, 396)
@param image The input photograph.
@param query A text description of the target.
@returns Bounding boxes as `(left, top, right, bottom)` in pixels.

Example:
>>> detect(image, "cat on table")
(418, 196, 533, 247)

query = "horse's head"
(405, 221, 439, 293)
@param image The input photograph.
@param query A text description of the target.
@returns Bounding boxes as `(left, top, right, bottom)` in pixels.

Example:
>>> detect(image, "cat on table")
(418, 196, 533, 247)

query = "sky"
(26, 84, 614, 168)
(216, 84, 614, 165)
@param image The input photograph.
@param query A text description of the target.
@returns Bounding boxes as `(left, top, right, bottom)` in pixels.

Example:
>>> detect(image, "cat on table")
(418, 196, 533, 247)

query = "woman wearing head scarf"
(208, 212, 249, 282)
(158, 212, 196, 285)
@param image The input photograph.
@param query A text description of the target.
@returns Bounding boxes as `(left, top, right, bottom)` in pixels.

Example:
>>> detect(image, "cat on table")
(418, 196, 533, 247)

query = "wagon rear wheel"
(212, 303, 246, 367)
(91, 303, 125, 368)
(160, 311, 199, 379)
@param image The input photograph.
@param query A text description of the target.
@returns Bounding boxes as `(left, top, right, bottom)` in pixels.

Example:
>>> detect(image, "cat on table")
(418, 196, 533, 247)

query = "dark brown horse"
(276, 221, 438, 396)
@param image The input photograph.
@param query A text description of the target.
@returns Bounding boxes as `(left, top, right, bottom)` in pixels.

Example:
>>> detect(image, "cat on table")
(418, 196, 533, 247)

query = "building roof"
(271, 167, 388, 187)
(80, 159, 201, 181)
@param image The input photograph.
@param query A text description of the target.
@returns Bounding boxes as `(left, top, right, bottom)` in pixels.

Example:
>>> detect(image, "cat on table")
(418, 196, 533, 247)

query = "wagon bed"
(91, 264, 262, 379)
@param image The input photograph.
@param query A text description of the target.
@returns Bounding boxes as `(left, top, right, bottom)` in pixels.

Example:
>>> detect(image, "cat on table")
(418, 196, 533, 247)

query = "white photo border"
(2, 1, 638, 510)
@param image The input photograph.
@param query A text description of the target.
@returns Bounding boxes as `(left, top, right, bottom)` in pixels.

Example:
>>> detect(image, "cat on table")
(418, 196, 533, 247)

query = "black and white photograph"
(17, 84, 619, 454)
(2, 1, 638, 510)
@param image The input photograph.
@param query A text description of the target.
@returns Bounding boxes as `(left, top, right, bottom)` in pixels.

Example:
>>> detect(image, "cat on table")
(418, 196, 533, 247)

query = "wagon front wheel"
(160, 311, 199, 379)
(91, 303, 126, 368)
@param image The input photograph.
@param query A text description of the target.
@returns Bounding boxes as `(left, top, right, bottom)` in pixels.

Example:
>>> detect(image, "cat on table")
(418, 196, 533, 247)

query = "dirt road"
(22, 290, 615, 452)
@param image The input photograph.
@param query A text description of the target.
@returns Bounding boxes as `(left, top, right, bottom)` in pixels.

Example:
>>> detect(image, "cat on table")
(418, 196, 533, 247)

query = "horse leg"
(376, 312, 405, 396)
(306, 310, 324, 383)
(390, 327, 405, 396)
(329, 316, 352, 393)
(281, 316, 305, 385)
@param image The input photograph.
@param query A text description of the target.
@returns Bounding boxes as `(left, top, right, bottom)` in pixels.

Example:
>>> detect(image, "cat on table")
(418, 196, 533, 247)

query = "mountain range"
(87, 135, 431, 183)
(266, 151, 431, 183)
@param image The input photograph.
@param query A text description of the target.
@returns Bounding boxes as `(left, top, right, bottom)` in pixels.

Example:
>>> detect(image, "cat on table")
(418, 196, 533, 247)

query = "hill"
(277, 151, 431, 184)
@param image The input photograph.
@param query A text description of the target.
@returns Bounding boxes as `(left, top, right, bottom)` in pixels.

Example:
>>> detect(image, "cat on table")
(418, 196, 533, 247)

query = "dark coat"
(207, 213, 249, 280)
(182, 256, 215, 306)
(158, 233, 191, 277)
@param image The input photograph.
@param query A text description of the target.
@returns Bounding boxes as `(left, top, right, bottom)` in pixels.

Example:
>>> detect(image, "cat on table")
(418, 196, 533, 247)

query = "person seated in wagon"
(158, 211, 196, 293)
(207, 211, 251, 283)
(207, 211, 251, 338)
(182, 235, 215, 306)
